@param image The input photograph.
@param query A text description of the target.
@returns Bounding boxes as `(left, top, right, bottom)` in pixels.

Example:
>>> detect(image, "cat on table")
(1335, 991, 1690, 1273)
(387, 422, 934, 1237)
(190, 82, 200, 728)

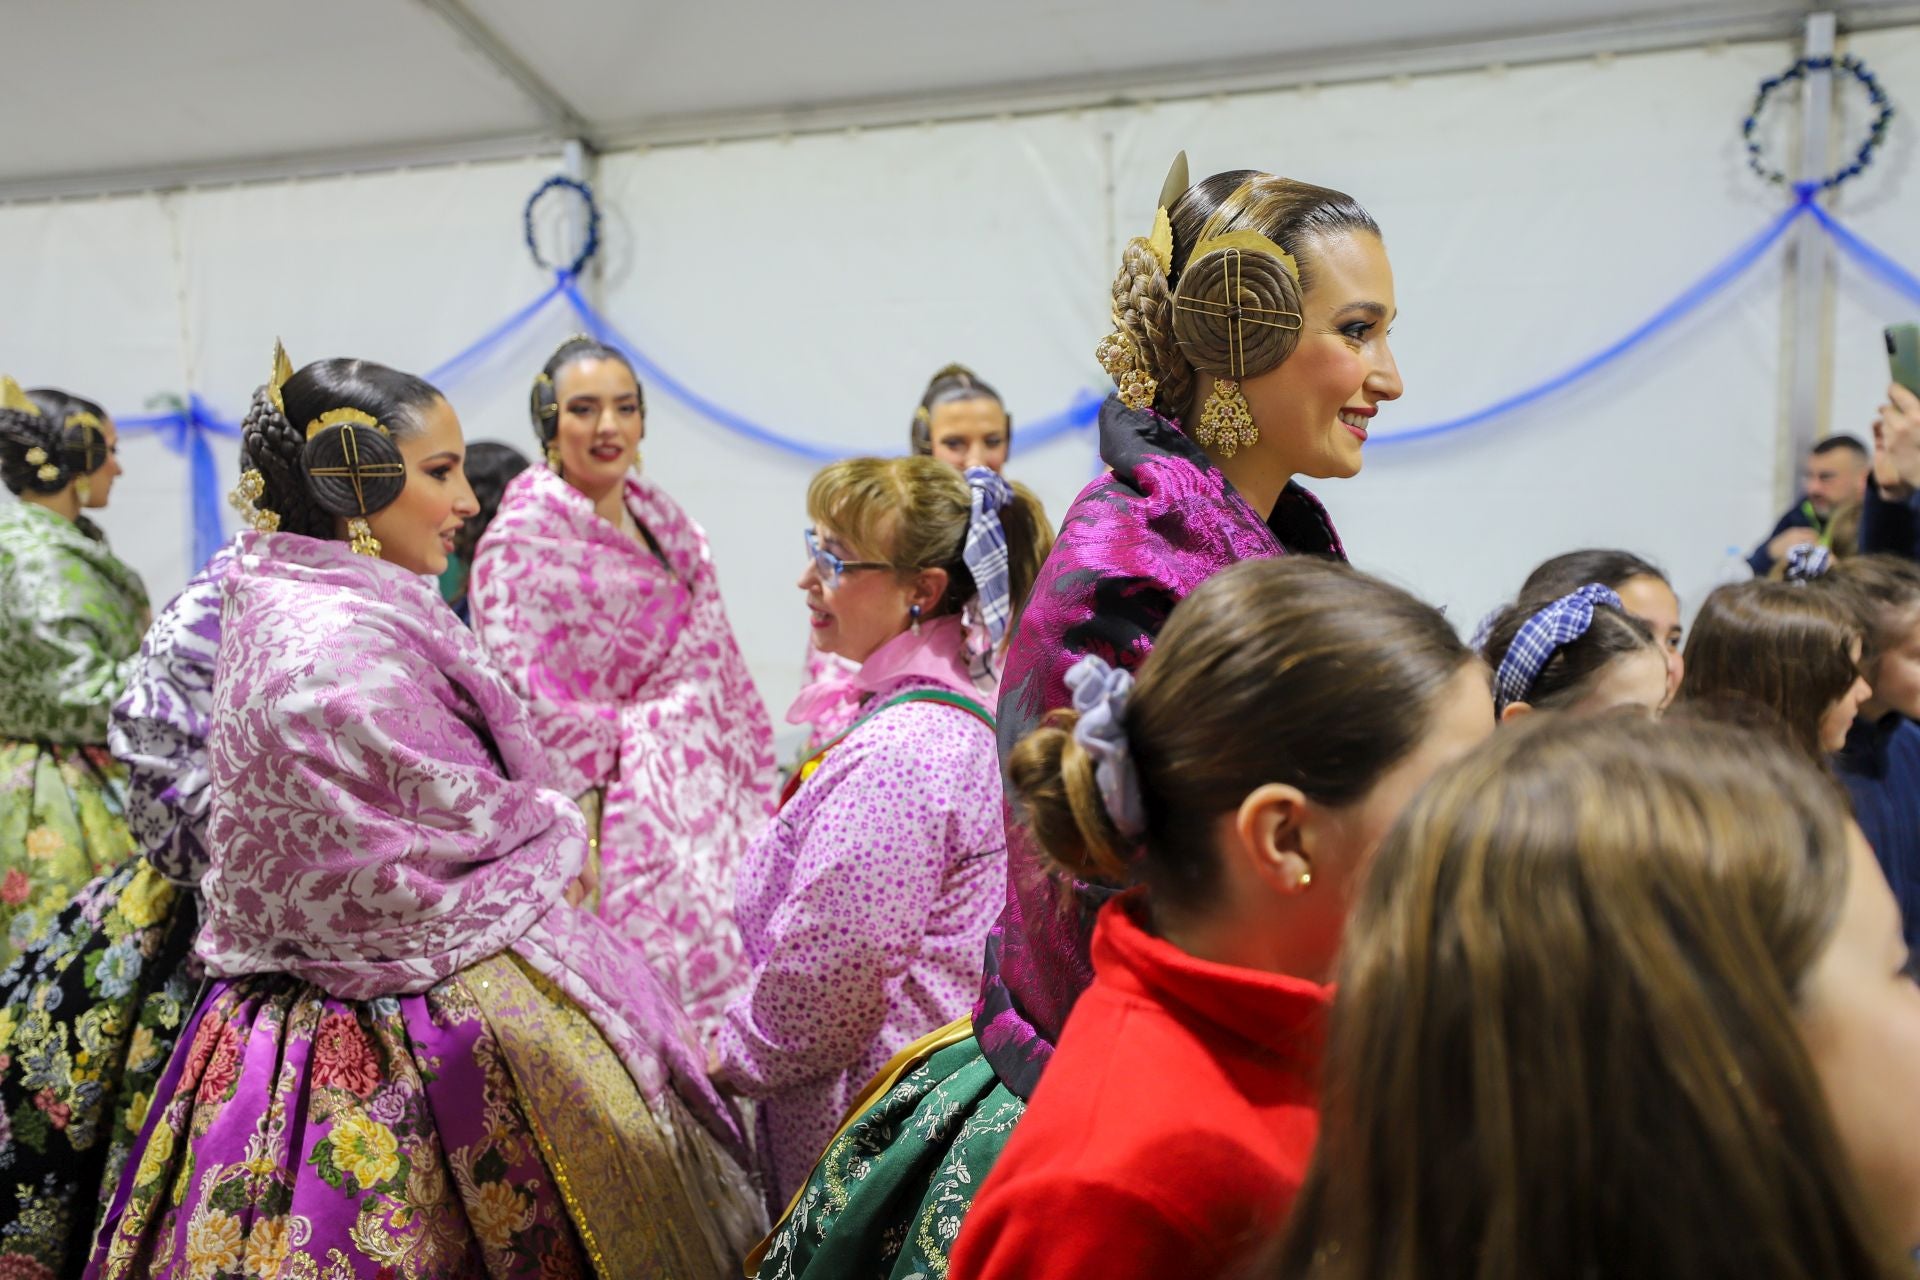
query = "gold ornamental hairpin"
(305, 407, 389, 439)
(267, 340, 295, 415)
(0, 376, 38, 417)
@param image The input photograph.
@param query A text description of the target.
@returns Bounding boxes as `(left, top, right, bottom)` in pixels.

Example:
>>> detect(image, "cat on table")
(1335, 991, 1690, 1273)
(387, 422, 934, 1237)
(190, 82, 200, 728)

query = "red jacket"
(950, 892, 1331, 1280)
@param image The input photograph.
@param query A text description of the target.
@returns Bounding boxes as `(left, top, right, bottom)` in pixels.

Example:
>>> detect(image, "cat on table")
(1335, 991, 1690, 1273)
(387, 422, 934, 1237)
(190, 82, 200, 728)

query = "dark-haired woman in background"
(471, 337, 775, 1040)
(0, 377, 147, 966)
(92, 347, 761, 1279)
(949, 559, 1491, 1280)
(756, 156, 1401, 1280)
(1479, 583, 1668, 720)
(790, 364, 1024, 755)
(437, 440, 530, 623)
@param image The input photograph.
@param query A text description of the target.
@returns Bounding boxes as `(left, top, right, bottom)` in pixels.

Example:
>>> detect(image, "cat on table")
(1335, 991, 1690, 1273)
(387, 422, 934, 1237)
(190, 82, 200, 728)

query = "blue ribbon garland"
(115, 394, 241, 572)
(1370, 189, 1813, 448)
(106, 185, 1920, 574)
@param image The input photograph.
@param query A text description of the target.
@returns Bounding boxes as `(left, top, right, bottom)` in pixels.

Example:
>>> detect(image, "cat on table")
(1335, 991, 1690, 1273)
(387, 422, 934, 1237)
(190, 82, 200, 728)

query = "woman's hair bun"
(1170, 245, 1304, 380)
(300, 414, 408, 518)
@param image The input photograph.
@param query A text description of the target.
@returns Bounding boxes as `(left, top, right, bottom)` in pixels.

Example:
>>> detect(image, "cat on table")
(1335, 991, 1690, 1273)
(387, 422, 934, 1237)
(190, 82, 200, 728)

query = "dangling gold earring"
(73, 474, 92, 505)
(546, 441, 563, 476)
(1192, 378, 1258, 459)
(347, 517, 382, 558)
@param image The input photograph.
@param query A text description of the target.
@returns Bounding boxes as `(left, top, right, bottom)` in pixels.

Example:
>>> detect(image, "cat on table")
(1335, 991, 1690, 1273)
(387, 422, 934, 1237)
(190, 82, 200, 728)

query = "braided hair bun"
(1170, 239, 1304, 380)
(301, 412, 407, 518)
(241, 355, 443, 541)
(0, 386, 111, 497)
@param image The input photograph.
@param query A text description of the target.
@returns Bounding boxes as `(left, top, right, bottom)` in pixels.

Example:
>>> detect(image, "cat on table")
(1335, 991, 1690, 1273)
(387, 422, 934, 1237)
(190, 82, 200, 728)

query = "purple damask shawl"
(199, 531, 741, 1149)
(470, 465, 777, 1032)
(975, 395, 1345, 1099)
(107, 543, 233, 885)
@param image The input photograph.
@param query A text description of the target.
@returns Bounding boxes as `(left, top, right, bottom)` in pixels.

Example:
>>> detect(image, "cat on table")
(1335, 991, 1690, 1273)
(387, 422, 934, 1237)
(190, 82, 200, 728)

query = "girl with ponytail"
(949, 558, 1490, 1280)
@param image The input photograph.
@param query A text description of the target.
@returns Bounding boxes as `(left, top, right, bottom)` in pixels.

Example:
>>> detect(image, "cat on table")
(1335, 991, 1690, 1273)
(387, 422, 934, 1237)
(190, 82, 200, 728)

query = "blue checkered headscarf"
(962, 467, 1015, 646)
(1493, 583, 1622, 713)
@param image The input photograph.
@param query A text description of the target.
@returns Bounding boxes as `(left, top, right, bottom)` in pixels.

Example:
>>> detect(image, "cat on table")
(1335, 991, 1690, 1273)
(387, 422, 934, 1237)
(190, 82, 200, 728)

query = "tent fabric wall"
(0, 32, 1889, 736)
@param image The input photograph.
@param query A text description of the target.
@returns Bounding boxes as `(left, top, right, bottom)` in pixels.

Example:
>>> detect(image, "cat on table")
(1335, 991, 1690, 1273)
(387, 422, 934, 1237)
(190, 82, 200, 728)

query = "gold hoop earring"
(1192, 379, 1258, 459)
(347, 517, 382, 558)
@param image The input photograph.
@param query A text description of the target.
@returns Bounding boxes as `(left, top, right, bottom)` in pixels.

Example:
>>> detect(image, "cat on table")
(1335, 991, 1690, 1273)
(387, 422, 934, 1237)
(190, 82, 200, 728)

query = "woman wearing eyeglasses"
(789, 365, 1026, 758)
(713, 456, 1048, 1205)
(470, 337, 776, 1041)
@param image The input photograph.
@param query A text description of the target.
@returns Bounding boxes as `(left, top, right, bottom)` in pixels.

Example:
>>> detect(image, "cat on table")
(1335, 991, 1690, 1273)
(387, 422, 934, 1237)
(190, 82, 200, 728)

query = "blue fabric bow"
(1065, 654, 1145, 838)
(962, 467, 1016, 646)
(1493, 583, 1622, 712)
(1783, 543, 1833, 583)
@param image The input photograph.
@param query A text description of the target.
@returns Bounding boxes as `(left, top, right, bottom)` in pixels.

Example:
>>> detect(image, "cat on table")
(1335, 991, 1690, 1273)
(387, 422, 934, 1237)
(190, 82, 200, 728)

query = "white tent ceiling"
(7, 0, 1920, 200)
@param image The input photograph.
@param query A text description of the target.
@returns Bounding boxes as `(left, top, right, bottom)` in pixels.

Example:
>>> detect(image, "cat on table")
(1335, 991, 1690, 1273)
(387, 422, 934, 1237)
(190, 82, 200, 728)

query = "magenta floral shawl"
(470, 466, 776, 1033)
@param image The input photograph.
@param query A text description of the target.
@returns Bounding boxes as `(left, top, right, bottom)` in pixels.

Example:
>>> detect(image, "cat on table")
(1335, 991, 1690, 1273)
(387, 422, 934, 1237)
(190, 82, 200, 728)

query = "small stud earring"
(909, 603, 922, 636)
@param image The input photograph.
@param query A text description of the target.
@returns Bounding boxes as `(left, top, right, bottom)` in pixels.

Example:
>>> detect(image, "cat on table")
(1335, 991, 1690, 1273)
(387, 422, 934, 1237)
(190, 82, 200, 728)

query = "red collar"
(1091, 891, 1333, 1062)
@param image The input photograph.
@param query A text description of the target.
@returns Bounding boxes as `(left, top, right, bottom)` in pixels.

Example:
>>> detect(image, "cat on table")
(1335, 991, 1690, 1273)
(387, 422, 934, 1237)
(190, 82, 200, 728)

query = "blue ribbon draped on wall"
(114, 180, 1920, 573)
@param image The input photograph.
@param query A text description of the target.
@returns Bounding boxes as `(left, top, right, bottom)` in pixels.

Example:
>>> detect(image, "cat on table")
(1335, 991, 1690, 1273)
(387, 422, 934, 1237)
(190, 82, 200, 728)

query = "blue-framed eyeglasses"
(805, 528, 889, 587)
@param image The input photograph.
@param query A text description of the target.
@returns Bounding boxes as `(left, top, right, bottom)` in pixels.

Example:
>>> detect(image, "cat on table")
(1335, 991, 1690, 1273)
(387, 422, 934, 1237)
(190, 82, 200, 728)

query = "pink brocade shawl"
(470, 466, 777, 1032)
(198, 531, 741, 1150)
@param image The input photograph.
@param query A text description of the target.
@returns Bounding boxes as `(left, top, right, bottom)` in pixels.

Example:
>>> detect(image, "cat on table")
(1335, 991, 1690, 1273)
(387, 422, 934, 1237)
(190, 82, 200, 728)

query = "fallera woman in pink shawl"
(89, 349, 762, 1280)
(470, 337, 775, 1036)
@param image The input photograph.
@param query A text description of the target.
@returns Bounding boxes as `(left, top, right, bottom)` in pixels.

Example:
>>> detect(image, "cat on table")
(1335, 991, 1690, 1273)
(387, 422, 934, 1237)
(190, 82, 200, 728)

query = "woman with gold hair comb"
(89, 346, 763, 1280)
(0, 377, 146, 969)
(755, 155, 1404, 1280)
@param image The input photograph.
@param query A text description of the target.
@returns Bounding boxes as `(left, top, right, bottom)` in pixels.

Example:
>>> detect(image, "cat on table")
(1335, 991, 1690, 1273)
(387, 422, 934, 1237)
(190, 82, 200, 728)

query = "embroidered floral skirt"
(91, 952, 750, 1280)
(0, 740, 137, 970)
(752, 1024, 1026, 1280)
(0, 856, 197, 1279)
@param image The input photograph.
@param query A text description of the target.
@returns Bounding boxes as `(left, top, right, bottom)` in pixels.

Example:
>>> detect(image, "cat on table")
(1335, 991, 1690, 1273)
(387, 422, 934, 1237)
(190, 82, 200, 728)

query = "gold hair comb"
(267, 340, 295, 416)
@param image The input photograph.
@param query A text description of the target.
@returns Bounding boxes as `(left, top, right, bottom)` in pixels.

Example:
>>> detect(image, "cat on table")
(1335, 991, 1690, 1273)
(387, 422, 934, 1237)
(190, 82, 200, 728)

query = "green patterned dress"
(0, 503, 148, 968)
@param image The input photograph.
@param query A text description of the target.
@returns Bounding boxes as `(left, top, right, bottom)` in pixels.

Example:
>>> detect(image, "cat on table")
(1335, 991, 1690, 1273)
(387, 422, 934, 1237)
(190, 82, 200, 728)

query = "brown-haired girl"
(1274, 714, 1920, 1280)
(1480, 583, 1668, 719)
(947, 558, 1491, 1280)
(1678, 579, 1872, 763)
(715, 456, 1048, 1203)
(1829, 555, 1920, 950)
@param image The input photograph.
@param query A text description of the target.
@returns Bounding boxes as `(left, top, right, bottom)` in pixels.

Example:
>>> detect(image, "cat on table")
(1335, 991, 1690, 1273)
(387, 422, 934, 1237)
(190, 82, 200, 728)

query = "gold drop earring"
(347, 517, 382, 558)
(1192, 379, 1258, 459)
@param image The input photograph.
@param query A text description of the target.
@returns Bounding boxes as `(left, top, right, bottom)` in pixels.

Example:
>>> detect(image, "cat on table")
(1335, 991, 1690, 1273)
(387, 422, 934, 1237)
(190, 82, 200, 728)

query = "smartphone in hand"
(1887, 324, 1920, 395)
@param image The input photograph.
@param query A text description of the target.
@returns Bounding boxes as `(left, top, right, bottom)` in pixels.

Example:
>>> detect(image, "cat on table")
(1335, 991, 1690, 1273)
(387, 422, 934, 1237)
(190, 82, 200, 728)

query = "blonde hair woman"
(714, 455, 1047, 1204)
